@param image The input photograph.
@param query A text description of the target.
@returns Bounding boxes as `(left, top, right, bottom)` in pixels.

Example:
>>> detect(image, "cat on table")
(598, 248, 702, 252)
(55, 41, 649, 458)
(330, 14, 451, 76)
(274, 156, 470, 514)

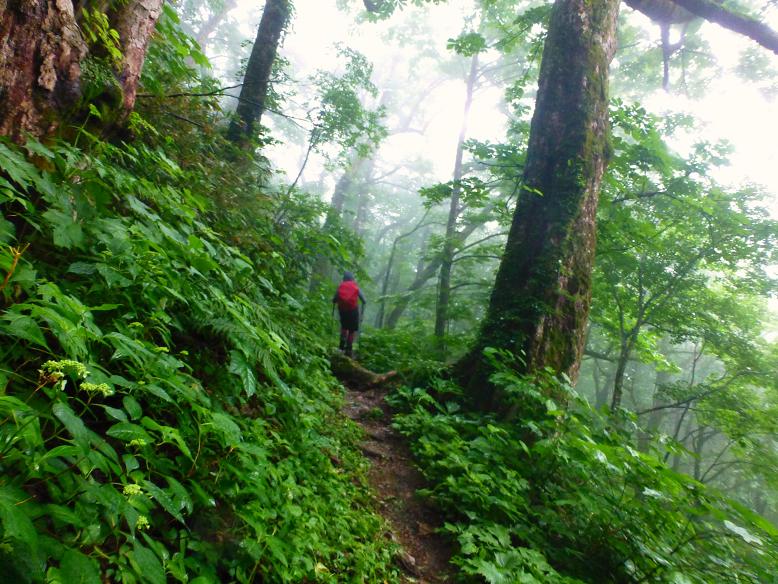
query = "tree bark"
(0, 0, 162, 141)
(111, 0, 164, 112)
(457, 0, 620, 404)
(227, 0, 290, 144)
(386, 254, 442, 329)
(434, 53, 478, 345)
(0, 0, 87, 139)
(626, 0, 778, 54)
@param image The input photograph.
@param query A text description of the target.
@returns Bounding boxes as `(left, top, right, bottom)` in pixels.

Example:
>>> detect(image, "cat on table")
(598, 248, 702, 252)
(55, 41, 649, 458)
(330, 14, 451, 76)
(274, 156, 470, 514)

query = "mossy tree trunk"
(457, 0, 620, 405)
(227, 0, 291, 145)
(0, 0, 162, 141)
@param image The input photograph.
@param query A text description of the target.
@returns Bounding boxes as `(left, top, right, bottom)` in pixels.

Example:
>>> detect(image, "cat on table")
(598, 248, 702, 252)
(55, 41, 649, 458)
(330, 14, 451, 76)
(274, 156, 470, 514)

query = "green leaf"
(106, 422, 151, 443)
(37, 444, 82, 465)
(209, 412, 242, 447)
(228, 350, 257, 397)
(0, 312, 49, 348)
(143, 480, 185, 524)
(101, 405, 128, 422)
(67, 262, 97, 275)
(0, 216, 14, 245)
(123, 395, 142, 420)
(60, 549, 100, 584)
(0, 486, 36, 543)
(44, 209, 84, 249)
(52, 401, 90, 453)
(128, 542, 165, 584)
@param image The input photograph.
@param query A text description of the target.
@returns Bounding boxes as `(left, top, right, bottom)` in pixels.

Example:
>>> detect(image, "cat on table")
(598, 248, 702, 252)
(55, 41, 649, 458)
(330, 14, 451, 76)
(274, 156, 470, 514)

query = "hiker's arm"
(358, 290, 366, 305)
(332, 291, 339, 303)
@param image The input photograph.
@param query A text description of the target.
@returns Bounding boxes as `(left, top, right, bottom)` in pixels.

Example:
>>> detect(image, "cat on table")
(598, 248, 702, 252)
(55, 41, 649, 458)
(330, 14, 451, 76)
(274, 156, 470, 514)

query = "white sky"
(234, 0, 778, 212)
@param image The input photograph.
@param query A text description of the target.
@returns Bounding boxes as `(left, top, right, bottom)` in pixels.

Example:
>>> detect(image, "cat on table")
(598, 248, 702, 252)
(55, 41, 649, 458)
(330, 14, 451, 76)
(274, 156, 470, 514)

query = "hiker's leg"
(345, 330, 355, 357)
(339, 327, 348, 350)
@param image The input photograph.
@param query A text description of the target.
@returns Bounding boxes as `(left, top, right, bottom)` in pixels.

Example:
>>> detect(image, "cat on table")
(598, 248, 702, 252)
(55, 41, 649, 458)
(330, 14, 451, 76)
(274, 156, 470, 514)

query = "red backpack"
(336, 280, 360, 310)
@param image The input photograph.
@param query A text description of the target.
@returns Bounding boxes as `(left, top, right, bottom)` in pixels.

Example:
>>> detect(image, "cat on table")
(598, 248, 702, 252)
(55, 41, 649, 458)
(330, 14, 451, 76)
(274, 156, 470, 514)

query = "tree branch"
(669, 0, 778, 54)
(454, 231, 508, 255)
(451, 254, 502, 263)
(584, 349, 616, 362)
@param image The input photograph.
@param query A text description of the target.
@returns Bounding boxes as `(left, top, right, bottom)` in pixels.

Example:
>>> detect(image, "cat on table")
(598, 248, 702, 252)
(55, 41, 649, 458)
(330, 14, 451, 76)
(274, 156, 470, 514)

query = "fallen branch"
(330, 351, 397, 391)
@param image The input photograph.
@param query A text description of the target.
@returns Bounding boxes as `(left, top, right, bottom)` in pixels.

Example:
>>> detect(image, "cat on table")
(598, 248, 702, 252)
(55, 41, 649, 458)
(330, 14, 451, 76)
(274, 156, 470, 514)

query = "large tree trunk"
(0, 0, 162, 141)
(227, 0, 290, 144)
(434, 53, 478, 345)
(0, 1, 86, 139)
(457, 0, 620, 404)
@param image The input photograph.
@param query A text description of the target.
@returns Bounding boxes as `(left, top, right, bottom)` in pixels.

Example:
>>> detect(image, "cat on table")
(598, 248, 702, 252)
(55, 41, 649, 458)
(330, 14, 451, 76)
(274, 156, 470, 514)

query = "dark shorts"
(339, 308, 360, 332)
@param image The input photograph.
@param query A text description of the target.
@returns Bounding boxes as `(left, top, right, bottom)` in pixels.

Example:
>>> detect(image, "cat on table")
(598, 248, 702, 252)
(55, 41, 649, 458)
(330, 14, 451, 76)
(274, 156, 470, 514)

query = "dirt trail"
(343, 382, 454, 583)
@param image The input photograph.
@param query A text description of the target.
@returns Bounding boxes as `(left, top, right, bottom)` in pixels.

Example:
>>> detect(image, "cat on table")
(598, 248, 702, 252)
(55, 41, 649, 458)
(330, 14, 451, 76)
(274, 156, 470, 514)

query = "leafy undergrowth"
(358, 328, 450, 386)
(0, 135, 400, 583)
(389, 351, 778, 583)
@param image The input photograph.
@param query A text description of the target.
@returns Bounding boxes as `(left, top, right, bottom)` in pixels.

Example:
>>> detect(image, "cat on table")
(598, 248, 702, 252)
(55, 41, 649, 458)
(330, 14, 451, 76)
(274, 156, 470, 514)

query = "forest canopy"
(0, 0, 777, 582)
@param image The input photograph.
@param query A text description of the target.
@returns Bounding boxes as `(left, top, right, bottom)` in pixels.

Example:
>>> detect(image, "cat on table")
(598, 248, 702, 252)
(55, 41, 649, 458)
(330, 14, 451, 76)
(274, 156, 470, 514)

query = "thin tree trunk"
(385, 215, 488, 329)
(611, 329, 639, 409)
(308, 157, 368, 292)
(227, 0, 290, 144)
(349, 157, 376, 232)
(194, 0, 237, 49)
(457, 0, 620, 405)
(594, 360, 615, 409)
(692, 426, 709, 480)
(375, 214, 429, 328)
(638, 367, 672, 451)
(375, 246, 397, 329)
(434, 54, 479, 345)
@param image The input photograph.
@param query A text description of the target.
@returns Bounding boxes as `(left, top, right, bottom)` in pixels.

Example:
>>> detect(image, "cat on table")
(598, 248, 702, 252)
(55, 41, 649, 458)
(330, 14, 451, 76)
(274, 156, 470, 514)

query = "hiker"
(333, 271, 366, 357)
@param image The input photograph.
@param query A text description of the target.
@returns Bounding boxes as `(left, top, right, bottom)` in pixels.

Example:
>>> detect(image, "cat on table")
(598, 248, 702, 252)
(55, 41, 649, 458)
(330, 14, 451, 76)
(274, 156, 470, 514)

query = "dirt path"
(343, 383, 454, 583)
